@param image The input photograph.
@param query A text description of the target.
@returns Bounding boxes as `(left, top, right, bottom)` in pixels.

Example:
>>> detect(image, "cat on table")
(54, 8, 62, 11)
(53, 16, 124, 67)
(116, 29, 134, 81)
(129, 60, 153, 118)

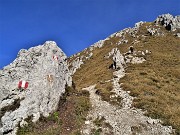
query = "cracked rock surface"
(155, 14, 180, 31)
(0, 41, 72, 135)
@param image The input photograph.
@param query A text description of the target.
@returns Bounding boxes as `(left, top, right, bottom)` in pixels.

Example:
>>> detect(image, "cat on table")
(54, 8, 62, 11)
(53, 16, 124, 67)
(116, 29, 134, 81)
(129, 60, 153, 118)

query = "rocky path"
(81, 69, 173, 135)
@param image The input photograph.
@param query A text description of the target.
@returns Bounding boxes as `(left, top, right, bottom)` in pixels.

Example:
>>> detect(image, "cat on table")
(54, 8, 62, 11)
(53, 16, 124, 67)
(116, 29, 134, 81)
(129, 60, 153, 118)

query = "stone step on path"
(112, 70, 133, 109)
(81, 69, 173, 135)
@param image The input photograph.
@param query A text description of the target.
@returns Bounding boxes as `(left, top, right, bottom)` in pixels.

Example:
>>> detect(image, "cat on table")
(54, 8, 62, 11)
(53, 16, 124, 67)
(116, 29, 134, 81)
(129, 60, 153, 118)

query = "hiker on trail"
(109, 58, 117, 70)
(113, 57, 117, 69)
(129, 46, 134, 54)
(113, 60, 116, 69)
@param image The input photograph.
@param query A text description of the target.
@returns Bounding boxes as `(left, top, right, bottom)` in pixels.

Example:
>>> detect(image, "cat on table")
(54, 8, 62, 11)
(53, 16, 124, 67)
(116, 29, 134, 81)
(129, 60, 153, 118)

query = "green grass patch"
(17, 84, 91, 135)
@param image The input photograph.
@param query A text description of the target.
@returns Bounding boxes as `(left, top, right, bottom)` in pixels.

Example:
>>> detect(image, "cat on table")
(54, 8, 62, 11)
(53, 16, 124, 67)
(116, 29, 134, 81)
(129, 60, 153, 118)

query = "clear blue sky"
(0, 0, 179, 68)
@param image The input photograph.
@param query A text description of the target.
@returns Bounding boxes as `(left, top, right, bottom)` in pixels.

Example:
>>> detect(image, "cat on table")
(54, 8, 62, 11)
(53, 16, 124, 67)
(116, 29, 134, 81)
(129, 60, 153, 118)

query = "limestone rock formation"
(105, 48, 126, 70)
(0, 41, 72, 135)
(155, 13, 180, 31)
(69, 57, 84, 75)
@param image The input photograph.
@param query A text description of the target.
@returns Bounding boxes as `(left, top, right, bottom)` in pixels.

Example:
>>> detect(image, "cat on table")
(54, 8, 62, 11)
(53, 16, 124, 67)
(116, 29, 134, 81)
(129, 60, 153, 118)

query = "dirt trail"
(81, 69, 173, 135)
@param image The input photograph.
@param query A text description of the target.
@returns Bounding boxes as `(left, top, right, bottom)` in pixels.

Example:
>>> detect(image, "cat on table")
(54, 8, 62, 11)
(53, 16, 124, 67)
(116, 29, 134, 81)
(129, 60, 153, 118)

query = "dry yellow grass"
(16, 21, 180, 135)
(119, 33, 180, 134)
(73, 23, 180, 134)
(72, 40, 115, 90)
(95, 81, 114, 102)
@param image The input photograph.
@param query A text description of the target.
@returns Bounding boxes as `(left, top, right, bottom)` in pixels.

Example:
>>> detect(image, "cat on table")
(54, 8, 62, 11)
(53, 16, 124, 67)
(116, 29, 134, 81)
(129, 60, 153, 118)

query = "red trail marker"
(18, 81, 28, 89)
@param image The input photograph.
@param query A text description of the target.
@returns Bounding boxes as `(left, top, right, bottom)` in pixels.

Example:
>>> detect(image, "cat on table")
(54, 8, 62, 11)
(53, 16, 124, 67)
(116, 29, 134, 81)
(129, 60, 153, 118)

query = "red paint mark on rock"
(18, 81, 29, 89)
(53, 55, 58, 61)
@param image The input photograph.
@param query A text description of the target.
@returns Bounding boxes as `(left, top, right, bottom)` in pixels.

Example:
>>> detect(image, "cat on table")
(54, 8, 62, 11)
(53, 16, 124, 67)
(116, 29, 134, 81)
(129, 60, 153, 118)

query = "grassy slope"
(17, 22, 180, 134)
(120, 34, 180, 133)
(73, 23, 180, 134)
(72, 40, 116, 102)
(72, 41, 114, 90)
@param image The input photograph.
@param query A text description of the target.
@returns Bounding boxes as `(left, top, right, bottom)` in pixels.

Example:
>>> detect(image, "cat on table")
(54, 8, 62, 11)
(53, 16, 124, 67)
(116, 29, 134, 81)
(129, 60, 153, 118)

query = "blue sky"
(0, 0, 179, 68)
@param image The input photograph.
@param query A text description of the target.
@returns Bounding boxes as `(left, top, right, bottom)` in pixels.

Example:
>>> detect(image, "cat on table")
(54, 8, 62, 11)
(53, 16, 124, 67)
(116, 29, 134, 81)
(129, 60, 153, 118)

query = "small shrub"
(93, 117, 105, 127)
(47, 112, 62, 125)
(95, 82, 114, 103)
(17, 116, 34, 135)
(139, 72, 147, 75)
(110, 95, 123, 106)
(92, 128, 102, 135)
(131, 125, 142, 134)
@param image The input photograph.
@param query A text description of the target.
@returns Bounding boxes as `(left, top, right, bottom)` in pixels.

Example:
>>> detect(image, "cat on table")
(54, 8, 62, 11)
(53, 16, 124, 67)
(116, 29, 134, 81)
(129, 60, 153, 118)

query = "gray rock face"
(69, 57, 84, 75)
(135, 21, 145, 29)
(0, 41, 72, 135)
(176, 33, 180, 37)
(155, 14, 180, 31)
(105, 48, 126, 70)
(91, 40, 105, 48)
(115, 22, 146, 45)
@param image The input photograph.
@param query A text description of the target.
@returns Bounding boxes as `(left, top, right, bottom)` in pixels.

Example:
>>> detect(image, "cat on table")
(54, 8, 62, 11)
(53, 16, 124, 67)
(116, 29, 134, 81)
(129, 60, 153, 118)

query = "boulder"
(155, 14, 180, 31)
(0, 41, 72, 135)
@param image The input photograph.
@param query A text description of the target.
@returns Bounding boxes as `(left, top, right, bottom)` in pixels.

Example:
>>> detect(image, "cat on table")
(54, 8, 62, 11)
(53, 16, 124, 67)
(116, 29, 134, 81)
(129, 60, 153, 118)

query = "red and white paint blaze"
(53, 55, 58, 61)
(18, 81, 28, 89)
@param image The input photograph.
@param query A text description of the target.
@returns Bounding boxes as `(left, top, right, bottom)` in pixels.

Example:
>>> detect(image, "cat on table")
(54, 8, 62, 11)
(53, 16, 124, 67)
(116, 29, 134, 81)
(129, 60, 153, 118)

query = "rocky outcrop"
(155, 14, 180, 31)
(105, 48, 126, 70)
(68, 49, 94, 75)
(105, 47, 147, 67)
(90, 40, 105, 49)
(68, 39, 105, 75)
(176, 33, 180, 37)
(0, 41, 72, 135)
(69, 57, 84, 75)
(113, 21, 146, 45)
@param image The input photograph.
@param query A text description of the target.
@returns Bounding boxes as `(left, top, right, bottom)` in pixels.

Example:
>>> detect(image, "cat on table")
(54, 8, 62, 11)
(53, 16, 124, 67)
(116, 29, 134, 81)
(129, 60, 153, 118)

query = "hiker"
(113, 57, 117, 69)
(113, 60, 117, 69)
(129, 46, 134, 54)
(109, 57, 117, 70)
(95, 90, 100, 95)
(109, 63, 114, 69)
(109, 61, 116, 69)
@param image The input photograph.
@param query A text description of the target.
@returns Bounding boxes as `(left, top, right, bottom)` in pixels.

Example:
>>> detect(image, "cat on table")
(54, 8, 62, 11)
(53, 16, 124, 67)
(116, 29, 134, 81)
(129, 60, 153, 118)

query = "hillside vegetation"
(17, 86, 91, 135)
(72, 22, 180, 134)
(16, 17, 180, 134)
(72, 41, 116, 102)
(120, 34, 180, 133)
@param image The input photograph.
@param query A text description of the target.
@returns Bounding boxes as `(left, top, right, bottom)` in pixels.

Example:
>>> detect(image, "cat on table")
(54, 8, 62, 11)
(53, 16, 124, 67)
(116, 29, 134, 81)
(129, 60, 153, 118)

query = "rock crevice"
(0, 41, 72, 135)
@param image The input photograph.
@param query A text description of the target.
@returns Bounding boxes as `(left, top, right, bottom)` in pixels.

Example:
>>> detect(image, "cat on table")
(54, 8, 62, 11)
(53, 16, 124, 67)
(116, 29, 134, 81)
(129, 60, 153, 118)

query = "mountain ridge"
(69, 13, 180, 134)
(0, 13, 179, 135)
